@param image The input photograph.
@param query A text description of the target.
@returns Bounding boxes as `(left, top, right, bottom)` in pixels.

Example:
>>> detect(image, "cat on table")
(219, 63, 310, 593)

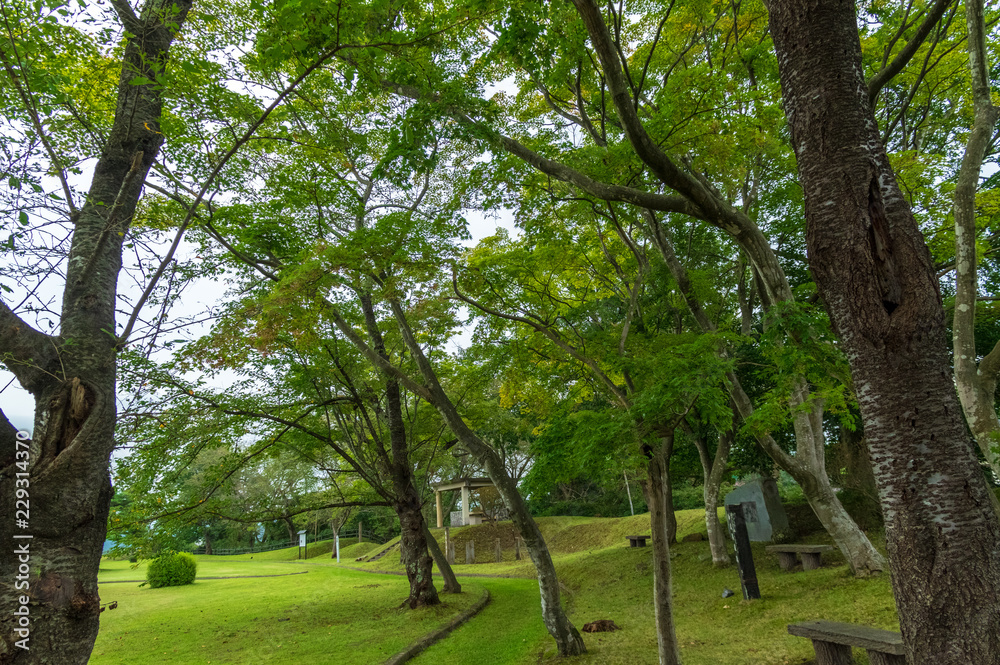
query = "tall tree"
(767, 1, 1000, 662)
(0, 1, 192, 660)
(952, 0, 1000, 480)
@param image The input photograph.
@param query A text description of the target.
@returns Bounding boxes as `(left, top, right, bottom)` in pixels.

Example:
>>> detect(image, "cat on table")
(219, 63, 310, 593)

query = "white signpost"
(297, 530, 307, 560)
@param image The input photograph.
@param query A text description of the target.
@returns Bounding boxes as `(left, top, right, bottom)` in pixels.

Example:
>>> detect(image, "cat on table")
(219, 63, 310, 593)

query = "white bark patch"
(926, 472, 947, 485)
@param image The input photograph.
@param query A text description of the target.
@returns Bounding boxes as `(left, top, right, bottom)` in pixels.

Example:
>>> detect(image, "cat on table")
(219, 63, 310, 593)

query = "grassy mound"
(340, 539, 385, 560)
(219, 537, 376, 562)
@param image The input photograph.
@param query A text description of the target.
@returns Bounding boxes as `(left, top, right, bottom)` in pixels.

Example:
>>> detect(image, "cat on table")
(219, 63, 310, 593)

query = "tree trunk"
(951, 0, 1000, 482)
(768, 2, 1000, 662)
(645, 437, 682, 665)
(359, 293, 439, 609)
(395, 500, 439, 608)
(204, 528, 213, 556)
(421, 522, 461, 594)
(692, 428, 732, 567)
(387, 300, 586, 655)
(657, 434, 678, 544)
(834, 420, 879, 504)
(0, 2, 191, 663)
(283, 517, 297, 545)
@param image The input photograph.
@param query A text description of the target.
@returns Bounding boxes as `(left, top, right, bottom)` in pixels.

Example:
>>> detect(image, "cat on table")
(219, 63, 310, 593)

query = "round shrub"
(145, 552, 197, 588)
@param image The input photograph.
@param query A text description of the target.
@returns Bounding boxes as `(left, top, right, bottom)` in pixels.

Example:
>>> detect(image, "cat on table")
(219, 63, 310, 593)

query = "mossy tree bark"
(644, 435, 682, 665)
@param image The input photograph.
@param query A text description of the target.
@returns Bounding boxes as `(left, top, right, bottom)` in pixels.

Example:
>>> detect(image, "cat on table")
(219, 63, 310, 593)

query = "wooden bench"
(626, 535, 650, 548)
(766, 544, 833, 570)
(788, 620, 906, 665)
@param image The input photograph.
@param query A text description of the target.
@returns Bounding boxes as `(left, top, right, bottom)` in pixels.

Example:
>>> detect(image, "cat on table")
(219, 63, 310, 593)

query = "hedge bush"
(145, 552, 197, 588)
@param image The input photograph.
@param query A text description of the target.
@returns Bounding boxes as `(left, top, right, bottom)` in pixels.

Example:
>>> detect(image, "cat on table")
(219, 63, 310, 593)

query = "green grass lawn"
(94, 508, 899, 664)
(352, 510, 898, 665)
(93, 560, 482, 664)
(98, 558, 304, 582)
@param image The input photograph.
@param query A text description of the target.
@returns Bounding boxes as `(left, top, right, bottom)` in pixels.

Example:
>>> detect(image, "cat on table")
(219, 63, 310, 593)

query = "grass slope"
(214, 537, 373, 562)
(353, 509, 897, 665)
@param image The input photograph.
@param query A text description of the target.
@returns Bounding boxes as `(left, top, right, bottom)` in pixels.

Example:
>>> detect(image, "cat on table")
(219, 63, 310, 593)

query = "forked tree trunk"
(360, 294, 439, 609)
(692, 428, 732, 567)
(652, 218, 885, 576)
(0, 2, 192, 663)
(385, 301, 586, 656)
(768, 2, 1000, 661)
(645, 436, 682, 665)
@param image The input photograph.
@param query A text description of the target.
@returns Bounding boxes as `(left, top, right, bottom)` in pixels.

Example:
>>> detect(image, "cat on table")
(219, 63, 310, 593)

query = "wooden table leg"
(777, 551, 798, 571)
(802, 552, 823, 570)
(813, 639, 853, 665)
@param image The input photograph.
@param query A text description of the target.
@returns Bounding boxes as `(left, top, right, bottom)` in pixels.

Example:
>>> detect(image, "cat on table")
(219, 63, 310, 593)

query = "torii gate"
(431, 477, 494, 528)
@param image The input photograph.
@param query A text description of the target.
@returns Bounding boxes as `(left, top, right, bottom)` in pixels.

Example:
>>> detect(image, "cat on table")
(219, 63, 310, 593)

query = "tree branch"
(117, 44, 345, 348)
(0, 20, 78, 215)
(0, 298, 57, 394)
(567, 0, 794, 305)
(498, 135, 704, 217)
(867, 0, 955, 107)
(451, 271, 631, 409)
(323, 301, 435, 403)
(109, 0, 143, 32)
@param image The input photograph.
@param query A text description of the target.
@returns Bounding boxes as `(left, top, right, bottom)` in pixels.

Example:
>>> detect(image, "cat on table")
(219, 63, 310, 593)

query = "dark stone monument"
(724, 477, 790, 542)
(726, 502, 761, 600)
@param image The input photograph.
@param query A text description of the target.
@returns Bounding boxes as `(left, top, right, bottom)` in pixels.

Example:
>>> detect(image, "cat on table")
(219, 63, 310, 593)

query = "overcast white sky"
(0, 207, 518, 434)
